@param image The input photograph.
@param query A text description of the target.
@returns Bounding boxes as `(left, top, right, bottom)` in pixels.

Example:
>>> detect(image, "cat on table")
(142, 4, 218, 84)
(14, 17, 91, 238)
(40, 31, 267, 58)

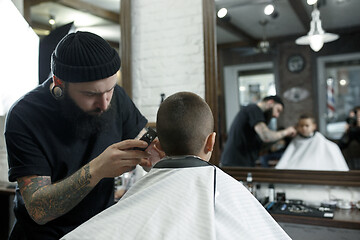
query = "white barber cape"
(62, 157, 290, 240)
(275, 132, 349, 171)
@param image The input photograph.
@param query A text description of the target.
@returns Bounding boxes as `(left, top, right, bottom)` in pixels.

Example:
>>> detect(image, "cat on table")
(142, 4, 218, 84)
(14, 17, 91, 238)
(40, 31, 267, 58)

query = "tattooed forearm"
(18, 164, 95, 225)
(255, 122, 285, 143)
(76, 164, 91, 189)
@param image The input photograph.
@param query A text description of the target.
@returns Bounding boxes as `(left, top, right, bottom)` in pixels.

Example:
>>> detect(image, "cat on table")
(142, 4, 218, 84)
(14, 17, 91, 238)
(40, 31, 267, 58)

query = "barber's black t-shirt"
(220, 104, 265, 167)
(5, 79, 147, 239)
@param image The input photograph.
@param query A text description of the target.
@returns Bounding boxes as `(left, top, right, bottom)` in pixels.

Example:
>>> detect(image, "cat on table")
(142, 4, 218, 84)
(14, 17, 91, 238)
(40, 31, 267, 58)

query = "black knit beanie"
(51, 31, 121, 82)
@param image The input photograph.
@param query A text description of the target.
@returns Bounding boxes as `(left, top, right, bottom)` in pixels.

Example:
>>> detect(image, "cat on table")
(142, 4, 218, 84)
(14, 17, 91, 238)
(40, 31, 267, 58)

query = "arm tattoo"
(18, 164, 94, 225)
(255, 122, 284, 143)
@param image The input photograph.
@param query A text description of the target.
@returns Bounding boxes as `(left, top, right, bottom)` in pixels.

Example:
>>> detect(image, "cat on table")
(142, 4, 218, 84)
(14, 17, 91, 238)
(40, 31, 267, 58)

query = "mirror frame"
(120, 0, 132, 99)
(221, 167, 360, 187)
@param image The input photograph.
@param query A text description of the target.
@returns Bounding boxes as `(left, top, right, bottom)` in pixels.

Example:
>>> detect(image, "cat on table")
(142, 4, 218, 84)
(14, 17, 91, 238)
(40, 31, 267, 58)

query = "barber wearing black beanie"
(5, 31, 160, 239)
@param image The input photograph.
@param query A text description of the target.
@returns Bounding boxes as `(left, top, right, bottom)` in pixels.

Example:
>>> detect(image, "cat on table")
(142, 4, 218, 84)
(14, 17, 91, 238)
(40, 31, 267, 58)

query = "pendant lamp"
(295, 5, 339, 52)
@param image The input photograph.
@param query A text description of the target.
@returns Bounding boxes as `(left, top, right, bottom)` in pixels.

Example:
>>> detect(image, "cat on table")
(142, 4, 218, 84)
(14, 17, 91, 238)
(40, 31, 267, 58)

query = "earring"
(51, 85, 63, 98)
(51, 76, 64, 99)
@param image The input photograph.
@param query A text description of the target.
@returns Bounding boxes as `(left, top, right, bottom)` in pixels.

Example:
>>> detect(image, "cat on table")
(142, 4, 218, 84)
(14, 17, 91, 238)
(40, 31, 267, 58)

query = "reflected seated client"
(276, 114, 349, 171)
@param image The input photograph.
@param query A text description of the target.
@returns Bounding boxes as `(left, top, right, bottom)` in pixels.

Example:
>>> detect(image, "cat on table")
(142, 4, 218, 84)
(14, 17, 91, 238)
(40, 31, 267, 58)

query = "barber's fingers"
(108, 140, 151, 159)
(139, 159, 152, 168)
(286, 126, 297, 137)
(144, 141, 165, 166)
(149, 138, 166, 157)
(113, 158, 143, 167)
(114, 148, 150, 160)
(113, 139, 149, 150)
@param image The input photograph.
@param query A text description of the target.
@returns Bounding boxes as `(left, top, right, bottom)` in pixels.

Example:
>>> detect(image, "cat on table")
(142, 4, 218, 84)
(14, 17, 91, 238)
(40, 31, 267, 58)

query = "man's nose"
(96, 93, 110, 111)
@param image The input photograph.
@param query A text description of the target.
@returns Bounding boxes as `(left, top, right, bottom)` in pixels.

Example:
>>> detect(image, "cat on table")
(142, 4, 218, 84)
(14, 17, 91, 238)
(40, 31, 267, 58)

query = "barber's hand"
(285, 126, 297, 137)
(142, 138, 166, 168)
(91, 139, 151, 179)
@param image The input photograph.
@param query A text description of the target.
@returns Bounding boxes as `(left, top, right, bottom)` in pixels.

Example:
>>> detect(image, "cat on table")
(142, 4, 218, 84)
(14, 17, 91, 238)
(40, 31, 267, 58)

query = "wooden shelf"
(221, 167, 360, 187)
(272, 208, 360, 229)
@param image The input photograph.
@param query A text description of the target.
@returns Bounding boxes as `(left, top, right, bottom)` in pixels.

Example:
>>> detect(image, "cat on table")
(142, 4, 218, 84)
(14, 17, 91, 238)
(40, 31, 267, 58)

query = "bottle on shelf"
(268, 183, 275, 202)
(246, 172, 254, 195)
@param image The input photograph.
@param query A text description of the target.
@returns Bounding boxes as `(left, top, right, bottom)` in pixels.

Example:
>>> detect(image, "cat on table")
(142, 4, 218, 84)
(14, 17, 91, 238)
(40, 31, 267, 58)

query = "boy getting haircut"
(157, 92, 214, 156)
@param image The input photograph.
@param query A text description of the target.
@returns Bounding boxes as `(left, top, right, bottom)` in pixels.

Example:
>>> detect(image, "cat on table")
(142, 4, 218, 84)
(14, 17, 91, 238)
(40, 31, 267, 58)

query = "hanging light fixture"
(264, 4, 274, 15)
(257, 20, 270, 53)
(264, 2, 279, 19)
(295, 5, 339, 52)
(307, 0, 318, 5)
(48, 15, 56, 25)
(217, 8, 228, 18)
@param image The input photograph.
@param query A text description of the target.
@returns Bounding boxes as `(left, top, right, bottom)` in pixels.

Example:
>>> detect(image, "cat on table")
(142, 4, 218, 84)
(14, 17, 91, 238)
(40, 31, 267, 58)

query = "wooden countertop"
(272, 208, 360, 229)
(1, 181, 359, 229)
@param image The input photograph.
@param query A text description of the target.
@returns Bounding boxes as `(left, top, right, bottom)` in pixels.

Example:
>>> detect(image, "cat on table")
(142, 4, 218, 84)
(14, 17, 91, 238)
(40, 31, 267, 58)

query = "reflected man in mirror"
(220, 95, 296, 167)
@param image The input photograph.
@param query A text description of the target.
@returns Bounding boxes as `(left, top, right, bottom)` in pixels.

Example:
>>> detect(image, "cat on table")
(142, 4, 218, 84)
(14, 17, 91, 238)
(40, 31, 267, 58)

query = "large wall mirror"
(205, 0, 360, 186)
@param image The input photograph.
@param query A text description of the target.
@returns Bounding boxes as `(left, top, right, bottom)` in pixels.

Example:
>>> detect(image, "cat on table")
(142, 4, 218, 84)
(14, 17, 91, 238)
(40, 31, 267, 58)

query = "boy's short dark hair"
(262, 95, 284, 107)
(156, 92, 214, 156)
(298, 113, 316, 123)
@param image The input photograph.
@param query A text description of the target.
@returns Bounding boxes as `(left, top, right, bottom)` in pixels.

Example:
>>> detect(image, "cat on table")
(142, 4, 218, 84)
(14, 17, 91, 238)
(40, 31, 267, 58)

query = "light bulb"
(339, 79, 347, 86)
(217, 8, 227, 18)
(309, 34, 324, 52)
(49, 15, 55, 25)
(264, 4, 274, 15)
(307, 0, 318, 5)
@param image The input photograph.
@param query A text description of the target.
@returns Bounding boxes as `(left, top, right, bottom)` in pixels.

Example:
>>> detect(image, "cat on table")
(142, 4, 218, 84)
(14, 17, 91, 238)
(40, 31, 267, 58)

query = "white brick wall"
(131, 0, 205, 122)
(0, 116, 9, 183)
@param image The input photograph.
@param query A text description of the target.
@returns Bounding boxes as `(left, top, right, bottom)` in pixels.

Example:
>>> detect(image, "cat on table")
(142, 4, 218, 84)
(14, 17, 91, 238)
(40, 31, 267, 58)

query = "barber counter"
(267, 200, 360, 239)
(275, 210, 360, 240)
(0, 181, 15, 240)
(1, 180, 359, 240)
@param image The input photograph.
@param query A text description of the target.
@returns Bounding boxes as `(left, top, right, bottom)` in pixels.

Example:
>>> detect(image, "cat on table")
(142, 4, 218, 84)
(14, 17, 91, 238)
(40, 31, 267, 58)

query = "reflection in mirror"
(223, 62, 276, 132)
(275, 113, 350, 171)
(317, 53, 360, 170)
(317, 53, 360, 139)
(213, 0, 360, 175)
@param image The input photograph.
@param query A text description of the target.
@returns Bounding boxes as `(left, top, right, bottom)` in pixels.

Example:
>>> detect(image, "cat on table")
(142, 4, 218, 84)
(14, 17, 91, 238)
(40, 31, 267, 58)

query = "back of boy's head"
(156, 92, 214, 156)
(298, 113, 316, 123)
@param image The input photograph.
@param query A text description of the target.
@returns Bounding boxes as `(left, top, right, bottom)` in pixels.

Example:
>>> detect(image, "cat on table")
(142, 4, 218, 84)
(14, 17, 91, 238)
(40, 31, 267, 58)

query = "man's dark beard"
(263, 108, 273, 125)
(59, 93, 116, 139)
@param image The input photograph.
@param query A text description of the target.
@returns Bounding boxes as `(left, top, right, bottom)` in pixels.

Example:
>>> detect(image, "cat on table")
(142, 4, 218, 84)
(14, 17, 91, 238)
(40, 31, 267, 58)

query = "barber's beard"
(59, 93, 116, 139)
(263, 108, 273, 125)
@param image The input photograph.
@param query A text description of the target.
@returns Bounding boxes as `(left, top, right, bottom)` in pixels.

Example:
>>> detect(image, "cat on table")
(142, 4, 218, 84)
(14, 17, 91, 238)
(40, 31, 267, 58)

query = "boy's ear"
(205, 132, 216, 153)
